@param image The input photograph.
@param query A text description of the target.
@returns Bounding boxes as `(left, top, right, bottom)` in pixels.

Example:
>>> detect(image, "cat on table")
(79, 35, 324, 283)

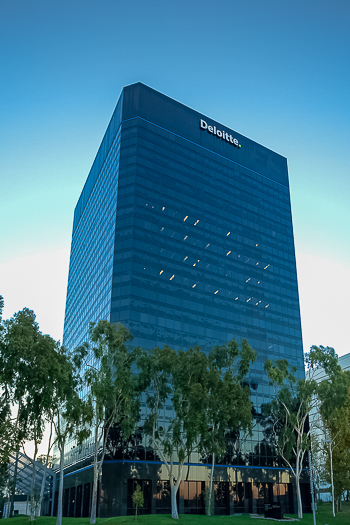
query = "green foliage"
(0, 297, 89, 523)
(53, 352, 90, 443)
(201, 339, 257, 462)
(132, 485, 144, 518)
(0, 303, 76, 452)
(306, 345, 350, 505)
(139, 344, 208, 460)
(264, 358, 297, 387)
(74, 321, 140, 440)
(0, 398, 13, 470)
(321, 381, 350, 501)
(263, 359, 315, 461)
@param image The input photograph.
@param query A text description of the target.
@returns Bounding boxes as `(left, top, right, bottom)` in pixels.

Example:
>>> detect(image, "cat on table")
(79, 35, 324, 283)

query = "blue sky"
(1, 0, 349, 357)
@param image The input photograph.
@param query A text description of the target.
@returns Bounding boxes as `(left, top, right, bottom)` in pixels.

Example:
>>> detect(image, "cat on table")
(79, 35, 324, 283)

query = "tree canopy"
(0, 297, 89, 522)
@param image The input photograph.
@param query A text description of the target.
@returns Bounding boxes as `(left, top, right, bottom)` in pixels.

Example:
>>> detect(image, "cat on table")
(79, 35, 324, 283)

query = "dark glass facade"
(59, 83, 306, 516)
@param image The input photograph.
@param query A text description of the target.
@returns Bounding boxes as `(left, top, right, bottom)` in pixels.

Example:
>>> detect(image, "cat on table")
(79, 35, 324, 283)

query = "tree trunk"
(29, 459, 37, 521)
(208, 451, 215, 516)
(171, 482, 179, 519)
(296, 476, 303, 519)
(10, 448, 19, 518)
(38, 421, 53, 516)
(56, 440, 65, 525)
(30, 438, 38, 521)
(330, 445, 335, 517)
(9, 405, 21, 518)
(171, 459, 184, 519)
(90, 422, 100, 525)
(90, 414, 115, 524)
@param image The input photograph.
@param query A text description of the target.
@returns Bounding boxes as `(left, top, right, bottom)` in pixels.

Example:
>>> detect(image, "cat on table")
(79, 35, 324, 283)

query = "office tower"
(59, 83, 306, 517)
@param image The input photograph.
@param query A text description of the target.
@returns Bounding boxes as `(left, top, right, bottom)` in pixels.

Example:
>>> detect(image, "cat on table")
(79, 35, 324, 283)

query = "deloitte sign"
(200, 119, 241, 148)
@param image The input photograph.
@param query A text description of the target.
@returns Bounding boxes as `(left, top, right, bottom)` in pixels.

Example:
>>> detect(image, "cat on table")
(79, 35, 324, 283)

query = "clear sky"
(1, 0, 349, 360)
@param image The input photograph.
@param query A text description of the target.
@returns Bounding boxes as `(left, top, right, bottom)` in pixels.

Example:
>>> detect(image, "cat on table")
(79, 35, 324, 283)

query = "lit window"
(205, 243, 210, 248)
(193, 263, 196, 267)
(194, 220, 199, 225)
(197, 259, 200, 262)
(183, 256, 188, 261)
(256, 302, 259, 306)
(256, 243, 258, 247)
(184, 235, 188, 240)
(214, 290, 219, 294)
(226, 251, 231, 256)
(227, 232, 230, 236)
(264, 265, 270, 269)
(235, 297, 238, 300)
(256, 262, 259, 265)
(162, 207, 165, 211)
(183, 216, 188, 221)
(265, 304, 269, 308)
(246, 298, 251, 302)
(159, 270, 163, 275)
(192, 284, 196, 288)
(170, 275, 174, 280)
(258, 281, 260, 284)
(246, 278, 251, 282)
(160, 227, 164, 231)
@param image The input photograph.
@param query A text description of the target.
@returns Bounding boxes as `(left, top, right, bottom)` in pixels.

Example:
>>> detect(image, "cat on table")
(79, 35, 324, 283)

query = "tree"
(0, 304, 61, 519)
(306, 346, 350, 514)
(74, 321, 140, 525)
(0, 299, 89, 523)
(132, 484, 144, 519)
(263, 359, 317, 519)
(200, 338, 257, 515)
(0, 304, 36, 516)
(23, 333, 69, 521)
(138, 345, 208, 520)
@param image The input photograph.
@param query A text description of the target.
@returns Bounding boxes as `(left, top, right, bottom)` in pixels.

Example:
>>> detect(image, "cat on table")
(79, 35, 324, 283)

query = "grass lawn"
(6, 503, 350, 525)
